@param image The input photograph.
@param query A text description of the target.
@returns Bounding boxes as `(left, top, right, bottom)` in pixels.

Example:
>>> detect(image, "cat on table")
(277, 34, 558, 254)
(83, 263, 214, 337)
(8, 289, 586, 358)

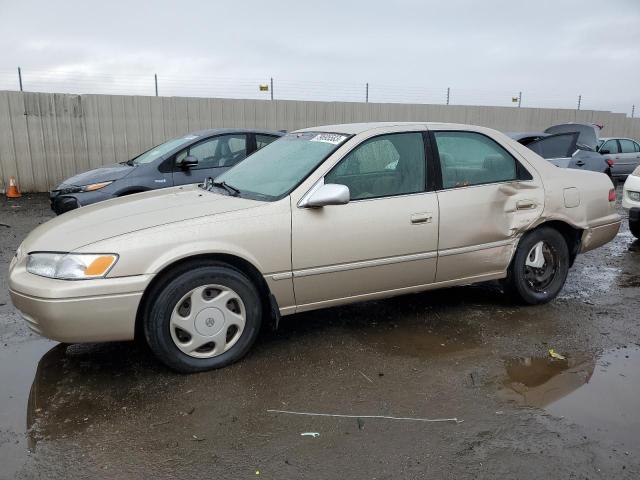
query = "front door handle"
(575, 161, 585, 167)
(410, 212, 432, 224)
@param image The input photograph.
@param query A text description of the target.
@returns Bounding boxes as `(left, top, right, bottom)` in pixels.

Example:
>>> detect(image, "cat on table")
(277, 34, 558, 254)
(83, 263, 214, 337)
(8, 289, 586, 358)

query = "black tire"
(144, 262, 262, 373)
(505, 227, 569, 305)
(630, 218, 640, 239)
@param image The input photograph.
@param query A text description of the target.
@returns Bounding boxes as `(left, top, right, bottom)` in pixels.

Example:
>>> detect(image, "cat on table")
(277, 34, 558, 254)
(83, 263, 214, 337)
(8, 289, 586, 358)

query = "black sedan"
(50, 128, 283, 214)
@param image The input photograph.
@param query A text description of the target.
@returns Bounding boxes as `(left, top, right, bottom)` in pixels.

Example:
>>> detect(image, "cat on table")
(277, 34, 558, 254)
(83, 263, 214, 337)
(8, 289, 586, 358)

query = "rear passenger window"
(434, 131, 517, 188)
(601, 140, 620, 154)
(256, 134, 279, 150)
(325, 132, 426, 200)
(619, 139, 636, 154)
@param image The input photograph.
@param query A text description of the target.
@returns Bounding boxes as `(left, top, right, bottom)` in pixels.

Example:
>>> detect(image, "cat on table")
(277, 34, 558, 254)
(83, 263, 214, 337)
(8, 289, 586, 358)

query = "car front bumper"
(50, 188, 114, 214)
(9, 257, 153, 343)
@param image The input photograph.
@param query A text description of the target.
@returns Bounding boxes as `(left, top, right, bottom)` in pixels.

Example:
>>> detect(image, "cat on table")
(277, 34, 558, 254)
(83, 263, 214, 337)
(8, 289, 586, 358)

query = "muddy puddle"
(0, 339, 56, 478)
(500, 346, 640, 453)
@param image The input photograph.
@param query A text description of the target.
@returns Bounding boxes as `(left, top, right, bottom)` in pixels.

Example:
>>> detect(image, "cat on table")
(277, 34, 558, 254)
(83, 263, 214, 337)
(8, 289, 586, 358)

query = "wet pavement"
(1, 192, 639, 479)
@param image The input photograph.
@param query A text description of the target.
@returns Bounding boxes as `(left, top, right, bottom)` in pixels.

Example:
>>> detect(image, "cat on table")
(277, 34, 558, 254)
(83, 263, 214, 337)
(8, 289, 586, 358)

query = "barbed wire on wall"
(0, 68, 636, 118)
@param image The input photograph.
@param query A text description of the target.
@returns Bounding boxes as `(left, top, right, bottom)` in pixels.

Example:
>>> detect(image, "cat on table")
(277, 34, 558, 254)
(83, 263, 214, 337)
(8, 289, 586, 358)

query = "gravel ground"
(1, 191, 639, 480)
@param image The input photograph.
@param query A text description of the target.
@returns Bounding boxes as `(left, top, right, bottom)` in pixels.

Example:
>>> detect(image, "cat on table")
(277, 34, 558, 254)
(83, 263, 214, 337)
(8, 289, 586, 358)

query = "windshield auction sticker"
(310, 133, 347, 145)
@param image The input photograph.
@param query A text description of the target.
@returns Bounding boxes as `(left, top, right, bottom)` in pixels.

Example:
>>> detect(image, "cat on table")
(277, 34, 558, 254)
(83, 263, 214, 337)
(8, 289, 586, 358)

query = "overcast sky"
(0, 0, 638, 114)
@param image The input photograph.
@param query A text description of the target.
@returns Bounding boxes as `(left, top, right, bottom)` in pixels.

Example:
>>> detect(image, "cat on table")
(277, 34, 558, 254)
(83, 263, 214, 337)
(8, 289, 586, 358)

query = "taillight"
(608, 188, 616, 202)
(606, 158, 615, 167)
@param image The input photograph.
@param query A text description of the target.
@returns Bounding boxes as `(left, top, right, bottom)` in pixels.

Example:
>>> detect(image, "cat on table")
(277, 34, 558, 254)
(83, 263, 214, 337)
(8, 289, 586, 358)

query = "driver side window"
(325, 132, 426, 200)
(175, 134, 248, 169)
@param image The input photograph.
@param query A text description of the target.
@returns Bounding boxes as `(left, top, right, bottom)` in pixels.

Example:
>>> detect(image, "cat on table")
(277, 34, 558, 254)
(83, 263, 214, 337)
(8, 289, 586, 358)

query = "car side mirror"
(600, 149, 610, 155)
(180, 155, 199, 169)
(302, 183, 350, 208)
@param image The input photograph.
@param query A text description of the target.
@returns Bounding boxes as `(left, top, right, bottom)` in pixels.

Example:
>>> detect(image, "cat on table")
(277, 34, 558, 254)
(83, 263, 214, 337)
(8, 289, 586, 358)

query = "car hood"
(21, 185, 264, 253)
(54, 163, 135, 189)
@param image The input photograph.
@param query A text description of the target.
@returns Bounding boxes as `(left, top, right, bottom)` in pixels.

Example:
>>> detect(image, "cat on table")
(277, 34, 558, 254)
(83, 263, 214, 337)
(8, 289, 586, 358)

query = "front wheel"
(505, 227, 569, 305)
(144, 264, 262, 373)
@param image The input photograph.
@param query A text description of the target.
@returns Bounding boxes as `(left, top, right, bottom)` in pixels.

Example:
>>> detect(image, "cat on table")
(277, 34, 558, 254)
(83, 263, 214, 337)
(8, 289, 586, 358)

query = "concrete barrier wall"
(1, 90, 639, 192)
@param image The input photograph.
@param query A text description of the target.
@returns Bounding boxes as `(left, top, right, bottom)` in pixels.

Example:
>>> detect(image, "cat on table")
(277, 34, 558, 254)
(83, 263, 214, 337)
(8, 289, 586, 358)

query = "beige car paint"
(9, 122, 621, 343)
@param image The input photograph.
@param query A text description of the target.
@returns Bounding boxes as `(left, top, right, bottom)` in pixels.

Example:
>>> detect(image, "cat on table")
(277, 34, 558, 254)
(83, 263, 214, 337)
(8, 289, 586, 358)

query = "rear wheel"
(505, 227, 569, 305)
(144, 264, 262, 372)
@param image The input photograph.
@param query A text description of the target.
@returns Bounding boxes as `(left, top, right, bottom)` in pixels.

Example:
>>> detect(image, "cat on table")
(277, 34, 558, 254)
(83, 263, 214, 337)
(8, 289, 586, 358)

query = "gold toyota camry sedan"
(9, 122, 621, 372)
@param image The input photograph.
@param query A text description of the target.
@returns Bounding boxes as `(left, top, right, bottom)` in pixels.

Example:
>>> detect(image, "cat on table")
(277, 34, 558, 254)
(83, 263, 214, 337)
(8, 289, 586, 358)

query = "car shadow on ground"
(25, 281, 510, 448)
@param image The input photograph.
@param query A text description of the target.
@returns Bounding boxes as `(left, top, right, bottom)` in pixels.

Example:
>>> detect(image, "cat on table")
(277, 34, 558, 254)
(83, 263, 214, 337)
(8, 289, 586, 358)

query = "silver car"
(597, 137, 640, 178)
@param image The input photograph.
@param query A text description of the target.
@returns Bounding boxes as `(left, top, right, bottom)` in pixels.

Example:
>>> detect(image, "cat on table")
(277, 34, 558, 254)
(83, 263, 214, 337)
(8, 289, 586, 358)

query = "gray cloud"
(0, 0, 638, 114)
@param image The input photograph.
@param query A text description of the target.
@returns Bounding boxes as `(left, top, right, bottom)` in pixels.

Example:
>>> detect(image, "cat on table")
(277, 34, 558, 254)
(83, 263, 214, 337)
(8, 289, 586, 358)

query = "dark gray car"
(508, 130, 611, 177)
(50, 128, 284, 214)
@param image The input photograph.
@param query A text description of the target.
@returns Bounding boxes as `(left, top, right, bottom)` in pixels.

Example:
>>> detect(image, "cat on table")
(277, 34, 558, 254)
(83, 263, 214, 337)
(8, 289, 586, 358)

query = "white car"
(622, 166, 640, 238)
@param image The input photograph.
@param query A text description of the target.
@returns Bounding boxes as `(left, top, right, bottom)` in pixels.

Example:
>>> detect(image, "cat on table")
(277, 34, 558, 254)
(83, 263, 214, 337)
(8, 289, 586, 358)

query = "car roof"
(188, 128, 284, 137)
(294, 121, 483, 135)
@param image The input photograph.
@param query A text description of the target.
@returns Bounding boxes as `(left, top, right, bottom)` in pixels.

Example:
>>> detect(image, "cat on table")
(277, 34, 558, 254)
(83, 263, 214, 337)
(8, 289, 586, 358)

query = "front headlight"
(27, 253, 118, 280)
(81, 181, 113, 192)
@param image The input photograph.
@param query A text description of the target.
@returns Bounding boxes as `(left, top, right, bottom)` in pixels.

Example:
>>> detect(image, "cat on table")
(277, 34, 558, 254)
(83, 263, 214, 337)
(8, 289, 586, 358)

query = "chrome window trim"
(297, 177, 325, 208)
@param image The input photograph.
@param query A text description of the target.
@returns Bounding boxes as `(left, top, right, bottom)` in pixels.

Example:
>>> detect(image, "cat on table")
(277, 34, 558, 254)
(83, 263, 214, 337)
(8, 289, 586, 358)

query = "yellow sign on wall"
(259, 84, 269, 92)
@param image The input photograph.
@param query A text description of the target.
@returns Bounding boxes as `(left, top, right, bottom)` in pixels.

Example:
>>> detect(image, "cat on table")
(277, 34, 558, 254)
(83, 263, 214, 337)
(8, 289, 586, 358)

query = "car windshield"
(213, 131, 349, 201)
(131, 135, 199, 165)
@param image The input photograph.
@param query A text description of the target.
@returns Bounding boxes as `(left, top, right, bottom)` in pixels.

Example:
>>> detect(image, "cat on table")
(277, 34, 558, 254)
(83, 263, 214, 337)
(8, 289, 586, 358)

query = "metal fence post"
(154, 74, 158, 96)
(366, 83, 369, 103)
(577, 95, 582, 110)
(18, 67, 23, 92)
(518, 91, 522, 108)
(446, 87, 450, 105)
(270, 77, 274, 100)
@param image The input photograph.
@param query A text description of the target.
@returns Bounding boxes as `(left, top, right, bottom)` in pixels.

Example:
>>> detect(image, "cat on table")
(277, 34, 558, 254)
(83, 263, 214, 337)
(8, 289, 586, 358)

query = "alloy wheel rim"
(170, 284, 246, 359)
(524, 241, 558, 292)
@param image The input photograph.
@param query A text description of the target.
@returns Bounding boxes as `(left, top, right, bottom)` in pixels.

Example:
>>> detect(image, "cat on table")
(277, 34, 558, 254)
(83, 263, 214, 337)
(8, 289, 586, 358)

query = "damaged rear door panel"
(431, 129, 545, 283)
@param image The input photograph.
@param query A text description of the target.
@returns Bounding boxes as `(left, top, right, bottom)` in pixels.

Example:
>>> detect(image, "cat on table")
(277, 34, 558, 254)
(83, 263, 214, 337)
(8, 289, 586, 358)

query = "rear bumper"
(580, 219, 621, 253)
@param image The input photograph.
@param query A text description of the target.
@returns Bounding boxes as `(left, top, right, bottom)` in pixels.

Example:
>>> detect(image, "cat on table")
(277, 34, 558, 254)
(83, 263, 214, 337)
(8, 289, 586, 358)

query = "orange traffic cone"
(6, 176, 21, 198)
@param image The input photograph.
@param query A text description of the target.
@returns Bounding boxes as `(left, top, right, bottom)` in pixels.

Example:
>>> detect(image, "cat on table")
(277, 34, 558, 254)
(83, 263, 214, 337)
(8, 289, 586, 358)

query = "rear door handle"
(410, 212, 432, 224)
(575, 161, 585, 167)
(516, 200, 537, 210)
